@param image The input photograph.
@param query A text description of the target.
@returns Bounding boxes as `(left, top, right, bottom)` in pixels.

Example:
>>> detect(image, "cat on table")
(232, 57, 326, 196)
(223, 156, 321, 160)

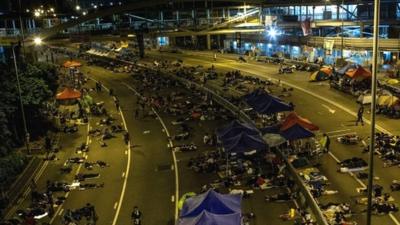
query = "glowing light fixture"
(75, 5, 81, 11)
(33, 37, 42, 46)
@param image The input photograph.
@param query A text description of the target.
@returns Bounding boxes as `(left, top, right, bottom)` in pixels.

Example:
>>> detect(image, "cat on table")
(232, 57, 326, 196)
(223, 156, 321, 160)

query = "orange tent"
(320, 67, 333, 76)
(280, 112, 319, 131)
(345, 66, 371, 80)
(56, 88, 82, 100)
(63, 60, 82, 68)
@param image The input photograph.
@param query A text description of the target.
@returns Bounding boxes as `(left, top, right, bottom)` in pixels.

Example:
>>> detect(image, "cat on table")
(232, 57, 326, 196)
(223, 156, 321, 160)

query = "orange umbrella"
(345, 66, 371, 80)
(280, 112, 319, 131)
(63, 60, 82, 68)
(56, 88, 82, 100)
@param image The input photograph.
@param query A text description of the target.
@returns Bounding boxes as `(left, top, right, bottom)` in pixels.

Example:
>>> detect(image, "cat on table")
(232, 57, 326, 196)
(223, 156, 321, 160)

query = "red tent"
(280, 112, 319, 131)
(345, 66, 371, 80)
(63, 60, 82, 68)
(56, 88, 82, 100)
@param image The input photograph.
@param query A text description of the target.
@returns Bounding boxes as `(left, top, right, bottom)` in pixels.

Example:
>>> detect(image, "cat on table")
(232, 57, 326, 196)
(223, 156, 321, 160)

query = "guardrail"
(2, 157, 44, 219)
(51, 45, 329, 225)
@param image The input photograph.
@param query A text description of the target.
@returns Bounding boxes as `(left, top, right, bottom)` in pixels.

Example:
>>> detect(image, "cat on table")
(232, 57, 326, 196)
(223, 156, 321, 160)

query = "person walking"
(213, 53, 217, 61)
(356, 105, 364, 126)
(320, 133, 331, 153)
(124, 131, 130, 145)
(114, 98, 120, 111)
(131, 206, 142, 225)
(134, 109, 139, 119)
(109, 88, 114, 96)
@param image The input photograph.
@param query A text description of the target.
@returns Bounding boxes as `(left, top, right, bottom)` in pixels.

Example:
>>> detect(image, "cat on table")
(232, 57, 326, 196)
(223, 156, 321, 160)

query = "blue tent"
(180, 189, 242, 218)
(217, 120, 259, 140)
(280, 124, 315, 140)
(179, 211, 241, 225)
(244, 90, 293, 114)
(243, 89, 266, 103)
(222, 132, 267, 153)
(253, 96, 293, 114)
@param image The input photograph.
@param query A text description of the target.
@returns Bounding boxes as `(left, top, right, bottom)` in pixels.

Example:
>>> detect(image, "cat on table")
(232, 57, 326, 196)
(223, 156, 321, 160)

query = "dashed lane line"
(50, 122, 91, 224)
(85, 76, 132, 225)
(122, 82, 180, 222)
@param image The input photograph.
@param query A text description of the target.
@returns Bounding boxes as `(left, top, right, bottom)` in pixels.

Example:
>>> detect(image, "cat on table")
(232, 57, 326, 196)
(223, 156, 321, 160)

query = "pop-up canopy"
(179, 211, 241, 225)
(244, 90, 293, 114)
(216, 120, 259, 140)
(280, 112, 319, 131)
(63, 60, 82, 68)
(180, 189, 241, 218)
(56, 88, 82, 100)
(222, 132, 267, 153)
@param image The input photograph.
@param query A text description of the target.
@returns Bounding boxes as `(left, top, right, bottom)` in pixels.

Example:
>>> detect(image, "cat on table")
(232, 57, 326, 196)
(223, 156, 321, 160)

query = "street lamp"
(11, 43, 30, 154)
(366, 0, 380, 225)
(33, 37, 42, 46)
(10, 38, 43, 154)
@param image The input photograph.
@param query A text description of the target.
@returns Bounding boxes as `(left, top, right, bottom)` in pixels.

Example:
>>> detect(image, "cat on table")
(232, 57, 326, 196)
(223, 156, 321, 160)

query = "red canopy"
(280, 112, 319, 131)
(345, 66, 371, 80)
(63, 60, 82, 68)
(56, 88, 82, 100)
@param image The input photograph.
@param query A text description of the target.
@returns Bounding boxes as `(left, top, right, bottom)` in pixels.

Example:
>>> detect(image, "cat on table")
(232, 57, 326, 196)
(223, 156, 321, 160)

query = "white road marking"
(328, 152, 340, 163)
(58, 208, 64, 216)
(171, 195, 175, 202)
(125, 150, 128, 155)
(122, 172, 125, 178)
(111, 104, 131, 225)
(123, 82, 180, 222)
(326, 129, 351, 134)
(113, 202, 118, 210)
(322, 104, 336, 114)
(389, 213, 400, 225)
(330, 132, 357, 138)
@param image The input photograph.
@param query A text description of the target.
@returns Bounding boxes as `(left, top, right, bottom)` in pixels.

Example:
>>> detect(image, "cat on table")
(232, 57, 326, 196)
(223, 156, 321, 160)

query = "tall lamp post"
(340, 0, 344, 59)
(366, 0, 380, 224)
(10, 37, 43, 154)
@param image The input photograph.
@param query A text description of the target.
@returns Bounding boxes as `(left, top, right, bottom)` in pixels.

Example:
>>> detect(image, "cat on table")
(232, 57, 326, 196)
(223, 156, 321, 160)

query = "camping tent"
(309, 67, 333, 81)
(180, 189, 241, 218)
(378, 95, 400, 107)
(63, 60, 82, 68)
(179, 211, 241, 225)
(56, 88, 82, 100)
(337, 64, 357, 75)
(280, 112, 319, 131)
(222, 132, 267, 153)
(345, 66, 371, 80)
(217, 120, 259, 140)
(244, 90, 293, 114)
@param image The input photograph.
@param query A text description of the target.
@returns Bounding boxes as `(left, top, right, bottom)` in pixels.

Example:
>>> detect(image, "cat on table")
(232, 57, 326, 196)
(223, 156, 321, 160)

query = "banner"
(323, 39, 335, 51)
(301, 18, 312, 36)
